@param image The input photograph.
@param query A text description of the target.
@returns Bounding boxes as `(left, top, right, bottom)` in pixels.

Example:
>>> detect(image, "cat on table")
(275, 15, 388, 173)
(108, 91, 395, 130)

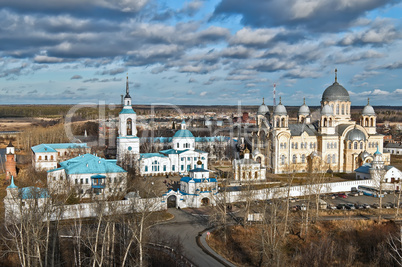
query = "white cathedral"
(252, 69, 390, 174)
(116, 77, 208, 176)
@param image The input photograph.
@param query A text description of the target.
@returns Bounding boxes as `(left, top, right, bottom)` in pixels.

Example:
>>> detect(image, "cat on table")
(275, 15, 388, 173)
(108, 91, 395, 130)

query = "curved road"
(154, 208, 235, 267)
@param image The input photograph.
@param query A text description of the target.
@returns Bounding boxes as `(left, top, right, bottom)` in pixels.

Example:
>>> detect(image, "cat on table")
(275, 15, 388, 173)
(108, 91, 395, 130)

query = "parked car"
(372, 203, 380, 209)
(327, 204, 337, 210)
(346, 203, 356, 210)
(348, 192, 359, 197)
(300, 204, 307, 211)
(382, 203, 391, 209)
(331, 194, 337, 199)
(290, 205, 298, 211)
(363, 203, 371, 209)
(337, 204, 346, 210)
(289, 198, 296, 203)
(338, 193, 348, 198)
(354, 203, 364, 209)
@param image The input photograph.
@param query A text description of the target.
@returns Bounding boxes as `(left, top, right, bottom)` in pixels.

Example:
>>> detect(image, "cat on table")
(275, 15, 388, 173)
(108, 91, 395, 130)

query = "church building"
(252, 69, 389, 174)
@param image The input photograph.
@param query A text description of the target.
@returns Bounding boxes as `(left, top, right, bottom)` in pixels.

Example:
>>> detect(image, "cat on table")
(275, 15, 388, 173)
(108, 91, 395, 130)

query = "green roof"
(173, 129, 194, 138)
(57, 154, 127, 174)
(119, 108, 136, 114)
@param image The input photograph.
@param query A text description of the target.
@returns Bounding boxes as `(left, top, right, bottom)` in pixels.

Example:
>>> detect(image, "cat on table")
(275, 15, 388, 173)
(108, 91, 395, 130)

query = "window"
(292, 155, 297, 164)
(281, 155, 285, 165)
(51, 155, 54, 160)
(341, 104, 344, 115)
(194, 157, 197, 160)
(177, 143, 179, 148)
(302, 154, 306, 163)
(302, 143, 305, 149)
(280, 143, 284, 149)
(292, 143, 294, 149)
(181, 165, 184, 171)
(327, 143, 330, 149)
(163, 165, 166, 171)
(181, 158, 184, 161)
(172, 165, 175, 171)
(187, 157, 191, 161)
(334, 143, 337, 149)
(126, 118, 132, 135)
(295, 143, 298, 149)
(75, 179, 78, 184)
(38, 156, 42, 160)
(145, 166, 148, 172)
(332, 154, 336, 164)
(80, 179, 83, 184)
(369, 142, 371, 148)
(360, 142, 363, 150)
(330, 143, 333, 149)
(327, 155, 331, 164)
(45, 155, 48, 161)
(349, 142, 352, 149)
(194, 165, 196, 169)
(86, 178, 88, 184)
(310, 142, 313, 149)
(336, 104, 339, 115)
(354, 142, 357, 150)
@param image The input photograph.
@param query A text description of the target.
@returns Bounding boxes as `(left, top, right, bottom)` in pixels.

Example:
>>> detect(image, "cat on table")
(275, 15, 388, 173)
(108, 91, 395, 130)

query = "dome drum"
(346, 128, 366, 142)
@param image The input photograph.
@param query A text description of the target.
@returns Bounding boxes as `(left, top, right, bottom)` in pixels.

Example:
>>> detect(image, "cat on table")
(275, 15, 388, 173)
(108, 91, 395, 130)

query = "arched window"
(152, 160, 160, 172)
(293, 155, 297, 164)
(323, 117, 327, 127)
(276, 118, 280, 127)
(281, 155, 285, 165)
(145, 166, 148, 172)
(38, 156, 42, 160)
(330, 143, 333, 149)
(327, 143, 330, 149)
(280, 143, 284, 149)
(291, 143, 294, 149)
(302, 154, 306, 163)
(302, 142, 305, 149)
(332, 154, 336, 163)
(310, 142, 313, 149)
(329, 117, 333, 127)
(369, 142, 371, 148)
(126, 118, 132, 135)
(336, 104, 339, 115)
(327, 154, 331, 164)
(341, 104, 344, 115)
(295, 143, 298, 149)
(45, 155, 48, 161)
(334, 143, 337, 149)
(284, 143, 287, 149)
(370, 118, 374, 127)
(281, 117, 286, 127)
(50, 155, 54, 160)
(360, 142, 363, 150)
(354, 142, 357, 150)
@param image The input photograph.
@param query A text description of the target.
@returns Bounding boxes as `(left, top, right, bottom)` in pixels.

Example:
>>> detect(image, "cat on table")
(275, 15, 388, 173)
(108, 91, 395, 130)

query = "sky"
(0, 0, 402, 106)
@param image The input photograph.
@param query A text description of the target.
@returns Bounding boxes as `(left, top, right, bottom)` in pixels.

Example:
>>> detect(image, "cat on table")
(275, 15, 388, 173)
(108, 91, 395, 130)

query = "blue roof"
(91, 174, 106, 179)
(160, 149, 189, 155)
(173, 129, 194, 138)
(7, 176, 18, 189)
(32, 143, 88, 153)
(140, 153, 167, 159)
(194, 149, 208, 154)
(355, 164, 371, 174)
(119, 108, 136, 114)
(20, 187, 49, 200)
(57, 154, 127, 174)
(180, 177, 217, 183)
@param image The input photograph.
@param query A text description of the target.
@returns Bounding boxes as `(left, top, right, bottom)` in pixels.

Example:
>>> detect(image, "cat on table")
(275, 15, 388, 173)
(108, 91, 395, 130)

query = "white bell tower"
(117, 75, 140, 162)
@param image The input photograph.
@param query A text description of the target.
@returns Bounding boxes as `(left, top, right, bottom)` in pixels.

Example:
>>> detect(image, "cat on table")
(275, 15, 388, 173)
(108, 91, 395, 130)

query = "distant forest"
(0, 104, 400, 122)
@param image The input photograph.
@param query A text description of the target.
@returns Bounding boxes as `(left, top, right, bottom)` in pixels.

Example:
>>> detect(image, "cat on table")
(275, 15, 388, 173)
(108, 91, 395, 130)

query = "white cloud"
(200, 91, 207, 96)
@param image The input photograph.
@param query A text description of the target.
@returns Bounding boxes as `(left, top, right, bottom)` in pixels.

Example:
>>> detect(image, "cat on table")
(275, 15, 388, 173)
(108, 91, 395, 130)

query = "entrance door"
(201, 197, 210, 206)
(167, 195, 177, 208)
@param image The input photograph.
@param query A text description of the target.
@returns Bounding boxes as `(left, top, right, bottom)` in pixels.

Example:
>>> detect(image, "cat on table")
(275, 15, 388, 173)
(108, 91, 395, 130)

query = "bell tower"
(116, 75, 140, 162)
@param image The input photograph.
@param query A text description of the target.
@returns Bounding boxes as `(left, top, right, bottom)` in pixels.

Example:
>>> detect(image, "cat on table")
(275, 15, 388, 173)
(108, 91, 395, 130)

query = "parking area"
(289, 191, 402, 211)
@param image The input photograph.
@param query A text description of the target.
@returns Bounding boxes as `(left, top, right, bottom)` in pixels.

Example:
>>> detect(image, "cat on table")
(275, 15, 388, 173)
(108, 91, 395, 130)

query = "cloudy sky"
(1, 0, 402, 106)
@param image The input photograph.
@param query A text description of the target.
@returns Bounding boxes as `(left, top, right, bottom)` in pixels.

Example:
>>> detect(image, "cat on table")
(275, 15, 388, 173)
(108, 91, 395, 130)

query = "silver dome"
(346, 128, 366, 141)
(274, 97, 287, 115)
(257, 99, 270, 115)
(362, 99, 375, 116)
(321, 104, 333, 116)
(359, 151, 372, 160)
(298, 98, 310, 116)
(321, 69, 350, 102)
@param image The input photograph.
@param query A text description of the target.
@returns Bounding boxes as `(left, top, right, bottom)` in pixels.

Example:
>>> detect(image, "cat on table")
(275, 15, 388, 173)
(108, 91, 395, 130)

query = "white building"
(355, 147, 402, 190)
(31, 143, 90, 171)
(138, 120, 208, 176)
(233, 148, 266, 181)
(116, 76, 140, 162)
(47, 154, 127, 199)
(164, 161, 218, 208)
(384, 143, 402, 155)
